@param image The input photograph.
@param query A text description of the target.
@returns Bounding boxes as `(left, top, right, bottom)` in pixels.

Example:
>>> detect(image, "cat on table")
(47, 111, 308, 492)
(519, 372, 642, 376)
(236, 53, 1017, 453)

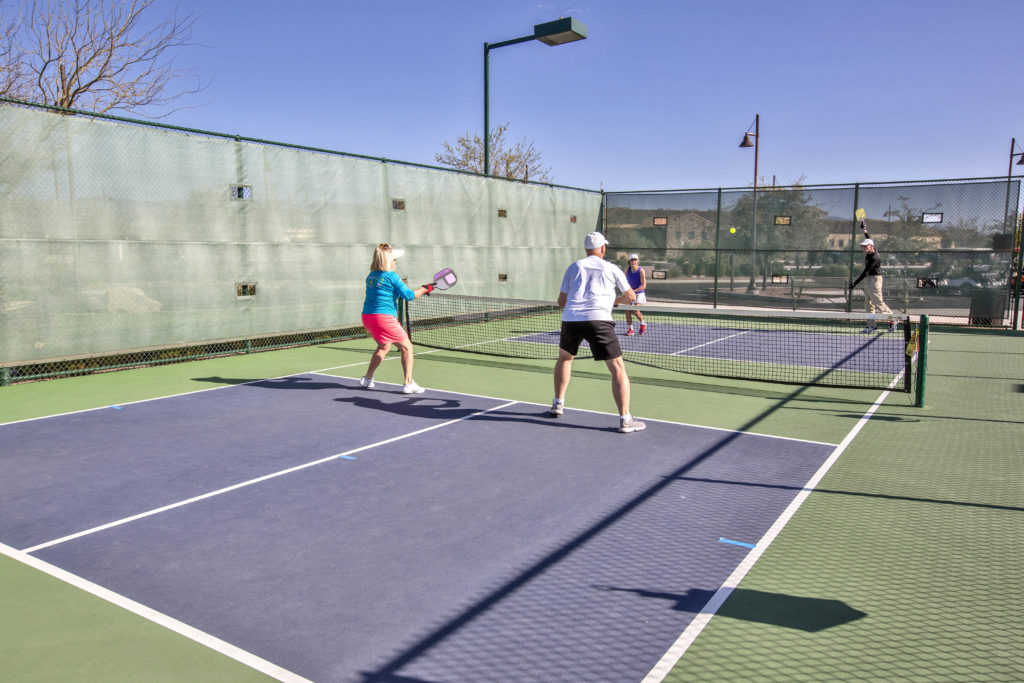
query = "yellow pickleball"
(729, 227, 736, 233)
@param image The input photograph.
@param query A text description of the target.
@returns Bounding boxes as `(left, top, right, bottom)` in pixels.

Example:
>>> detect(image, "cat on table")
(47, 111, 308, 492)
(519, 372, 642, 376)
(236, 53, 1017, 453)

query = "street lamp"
(483, 17, 587, 176)
(739, 114, 760, 292)
(1006, 137, 1024, 329)
(1005, 138, 1024, 230)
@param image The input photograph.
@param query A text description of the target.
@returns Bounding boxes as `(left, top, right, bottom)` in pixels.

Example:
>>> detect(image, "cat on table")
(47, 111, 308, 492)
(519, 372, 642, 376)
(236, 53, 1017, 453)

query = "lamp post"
(1006, 138, 1024, 329)
(483, 17, 587, 176)
(1003, 137, 1019, 231)
(1003, 138, 1024, 231)
(739, 114, 759, 292)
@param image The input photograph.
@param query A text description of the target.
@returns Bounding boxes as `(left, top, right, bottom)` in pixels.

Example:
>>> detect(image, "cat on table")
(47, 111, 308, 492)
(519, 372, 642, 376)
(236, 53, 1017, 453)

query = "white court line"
(310, 372, 839, 448)
(0, 351, 434, 428)
(671, 330, 752, 356)
(0, 541, 311, 683)
(642, 377, 901, 682)
(22, 400, 518, 554)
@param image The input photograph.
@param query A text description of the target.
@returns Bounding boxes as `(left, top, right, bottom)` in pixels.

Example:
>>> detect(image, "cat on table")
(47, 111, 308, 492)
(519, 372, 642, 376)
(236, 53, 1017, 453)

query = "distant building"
(605, 209, 716, 255)
(664, 213, 715, 247)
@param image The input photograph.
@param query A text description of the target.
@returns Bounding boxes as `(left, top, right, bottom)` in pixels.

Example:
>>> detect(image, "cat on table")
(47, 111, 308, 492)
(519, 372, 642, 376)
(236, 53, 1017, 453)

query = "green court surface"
(1, 329, 1021, 681)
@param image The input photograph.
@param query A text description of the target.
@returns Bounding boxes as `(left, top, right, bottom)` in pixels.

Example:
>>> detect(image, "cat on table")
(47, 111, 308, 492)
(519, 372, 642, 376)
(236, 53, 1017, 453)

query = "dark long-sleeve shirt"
(852, 227, 882, 286)
(852, 251, 882, 287)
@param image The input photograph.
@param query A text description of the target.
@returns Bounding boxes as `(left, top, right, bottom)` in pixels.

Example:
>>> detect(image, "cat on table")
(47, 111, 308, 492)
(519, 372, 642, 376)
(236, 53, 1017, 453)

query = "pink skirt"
(362, 313, 409, 344)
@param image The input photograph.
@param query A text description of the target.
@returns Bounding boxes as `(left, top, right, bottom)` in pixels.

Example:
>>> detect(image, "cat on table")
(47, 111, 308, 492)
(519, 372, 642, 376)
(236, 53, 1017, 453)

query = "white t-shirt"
(560, 255, 631, 322)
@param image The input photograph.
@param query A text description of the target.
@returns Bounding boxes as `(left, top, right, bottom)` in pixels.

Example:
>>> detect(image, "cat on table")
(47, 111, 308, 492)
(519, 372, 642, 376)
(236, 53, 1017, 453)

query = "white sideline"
(22, 399, 517, 553)
(642, 380, 898, 682)
(0, 541, 312, 682)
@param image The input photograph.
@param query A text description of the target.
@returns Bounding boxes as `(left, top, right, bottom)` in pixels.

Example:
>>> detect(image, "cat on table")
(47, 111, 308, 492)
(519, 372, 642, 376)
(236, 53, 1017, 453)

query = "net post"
(914, 315, 929, 407)
(902, 316, 912, 392)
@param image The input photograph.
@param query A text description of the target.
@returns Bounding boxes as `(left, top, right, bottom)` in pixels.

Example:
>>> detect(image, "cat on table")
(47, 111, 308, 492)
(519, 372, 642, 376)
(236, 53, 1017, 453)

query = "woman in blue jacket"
(360, 243, 432, 393)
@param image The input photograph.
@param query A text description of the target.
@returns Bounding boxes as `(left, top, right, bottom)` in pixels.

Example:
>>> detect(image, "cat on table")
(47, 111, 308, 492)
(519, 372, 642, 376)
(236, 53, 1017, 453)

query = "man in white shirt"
(550, 232, 646, 433)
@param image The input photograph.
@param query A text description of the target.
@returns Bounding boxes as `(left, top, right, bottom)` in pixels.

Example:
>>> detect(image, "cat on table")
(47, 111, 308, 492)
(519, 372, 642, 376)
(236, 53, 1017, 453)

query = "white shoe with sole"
(402, 381, 425, 394)
(618, 416, 647, 433)
(359, 376, 375, 388)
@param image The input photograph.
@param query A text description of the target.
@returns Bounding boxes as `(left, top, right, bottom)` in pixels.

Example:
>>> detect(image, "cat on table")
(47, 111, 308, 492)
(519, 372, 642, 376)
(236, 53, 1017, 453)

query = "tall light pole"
(484, 17, 587, 176)
(739, 114, 760, 292)
(1006, 137, 1024, 329)
(1003, 137, 1024, 232)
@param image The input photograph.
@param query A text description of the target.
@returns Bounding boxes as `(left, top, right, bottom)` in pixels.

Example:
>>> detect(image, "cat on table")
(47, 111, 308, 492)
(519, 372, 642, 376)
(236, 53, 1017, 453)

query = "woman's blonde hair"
(371, 243, 396, 272)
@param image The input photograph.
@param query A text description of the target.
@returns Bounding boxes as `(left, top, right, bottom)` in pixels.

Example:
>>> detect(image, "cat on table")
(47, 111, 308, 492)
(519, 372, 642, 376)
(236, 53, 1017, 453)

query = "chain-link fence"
(604, 179, 1023, 328)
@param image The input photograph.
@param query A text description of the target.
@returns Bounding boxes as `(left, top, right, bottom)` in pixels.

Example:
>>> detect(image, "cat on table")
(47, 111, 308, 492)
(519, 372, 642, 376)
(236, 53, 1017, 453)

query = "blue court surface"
(1, 373, 838, 682)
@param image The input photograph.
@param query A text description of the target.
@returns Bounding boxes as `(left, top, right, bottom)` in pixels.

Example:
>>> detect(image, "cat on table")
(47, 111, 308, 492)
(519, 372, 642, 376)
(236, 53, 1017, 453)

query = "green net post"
(915, 314, 929, 407)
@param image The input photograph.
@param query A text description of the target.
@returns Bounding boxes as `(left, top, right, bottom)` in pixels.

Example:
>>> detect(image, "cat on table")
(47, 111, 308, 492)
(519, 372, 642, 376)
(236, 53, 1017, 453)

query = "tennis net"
(405, 294, 917, 392)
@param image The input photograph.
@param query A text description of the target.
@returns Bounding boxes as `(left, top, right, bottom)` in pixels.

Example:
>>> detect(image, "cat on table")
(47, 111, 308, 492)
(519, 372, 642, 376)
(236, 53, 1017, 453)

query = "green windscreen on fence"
(0, 102, 602, 368)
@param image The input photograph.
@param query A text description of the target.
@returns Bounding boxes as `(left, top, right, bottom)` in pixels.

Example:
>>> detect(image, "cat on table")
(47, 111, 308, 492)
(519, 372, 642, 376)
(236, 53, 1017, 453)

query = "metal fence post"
(713, 188, 722, 308)
(847, 183, 860, 313)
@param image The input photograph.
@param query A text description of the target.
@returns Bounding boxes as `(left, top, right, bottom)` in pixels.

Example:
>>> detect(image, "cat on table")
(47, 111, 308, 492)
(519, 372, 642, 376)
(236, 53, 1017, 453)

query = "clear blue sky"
(148, 0, 1024, 192)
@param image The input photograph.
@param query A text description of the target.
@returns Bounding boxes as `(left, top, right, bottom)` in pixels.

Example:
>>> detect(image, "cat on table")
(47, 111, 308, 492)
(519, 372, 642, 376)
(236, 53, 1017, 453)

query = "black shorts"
(559, 320, 622, 361)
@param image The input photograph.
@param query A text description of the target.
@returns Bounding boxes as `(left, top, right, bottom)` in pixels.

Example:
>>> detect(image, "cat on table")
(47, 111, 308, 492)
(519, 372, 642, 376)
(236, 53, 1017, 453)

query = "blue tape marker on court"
(718, 537, 757, 549)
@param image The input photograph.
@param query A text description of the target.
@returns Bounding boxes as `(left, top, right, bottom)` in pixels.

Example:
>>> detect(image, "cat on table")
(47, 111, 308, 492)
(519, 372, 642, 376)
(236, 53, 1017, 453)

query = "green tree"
(727, 178, 831, 285)
(881, 197, 944, 251)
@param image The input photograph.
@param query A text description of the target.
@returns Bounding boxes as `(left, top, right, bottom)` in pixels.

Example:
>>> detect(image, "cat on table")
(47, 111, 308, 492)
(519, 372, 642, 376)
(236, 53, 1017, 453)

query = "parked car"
(934, 275, 994, 296)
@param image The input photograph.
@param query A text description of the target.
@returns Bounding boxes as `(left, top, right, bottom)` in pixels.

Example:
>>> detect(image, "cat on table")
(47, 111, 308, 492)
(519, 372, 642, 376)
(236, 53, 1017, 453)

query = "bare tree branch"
(2, 0, 206, 116)
(0, 3, 29, 97)
(435, 122, 552, 182)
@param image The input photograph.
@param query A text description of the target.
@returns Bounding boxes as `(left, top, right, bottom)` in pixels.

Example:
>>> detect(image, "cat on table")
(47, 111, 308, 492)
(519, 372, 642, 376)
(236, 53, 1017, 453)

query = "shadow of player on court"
(594, 585, 866, 632)
(334, 395, 616, 432)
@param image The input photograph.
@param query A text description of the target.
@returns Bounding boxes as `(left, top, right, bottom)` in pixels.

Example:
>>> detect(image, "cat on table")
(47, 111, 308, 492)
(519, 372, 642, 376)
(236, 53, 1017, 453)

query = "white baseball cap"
(860, 239, 874, 247)
(584, 232, 609, 249)
(629, 253, 639, 260)
(390, 247, 405, 259)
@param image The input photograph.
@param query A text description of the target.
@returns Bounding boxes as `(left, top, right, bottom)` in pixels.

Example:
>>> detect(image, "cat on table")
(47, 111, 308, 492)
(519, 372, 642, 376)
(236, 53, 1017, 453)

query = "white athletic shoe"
(359, 376, 375, 388)
(402, 381, 425, 394)
(550, 400, 564, 416)
(861, 325, 877, 334)
(618, 416, 647, 433)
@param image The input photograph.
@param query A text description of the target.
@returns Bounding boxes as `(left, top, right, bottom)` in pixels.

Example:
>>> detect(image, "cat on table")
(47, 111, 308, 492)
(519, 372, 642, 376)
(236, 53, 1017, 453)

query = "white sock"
(553, 397, 564, 405)
(621, 413, 632, 423)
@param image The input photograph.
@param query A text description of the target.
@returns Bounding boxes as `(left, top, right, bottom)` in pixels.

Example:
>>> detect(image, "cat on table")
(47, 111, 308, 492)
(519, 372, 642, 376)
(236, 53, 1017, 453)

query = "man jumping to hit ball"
(850, 222, 896, 333)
